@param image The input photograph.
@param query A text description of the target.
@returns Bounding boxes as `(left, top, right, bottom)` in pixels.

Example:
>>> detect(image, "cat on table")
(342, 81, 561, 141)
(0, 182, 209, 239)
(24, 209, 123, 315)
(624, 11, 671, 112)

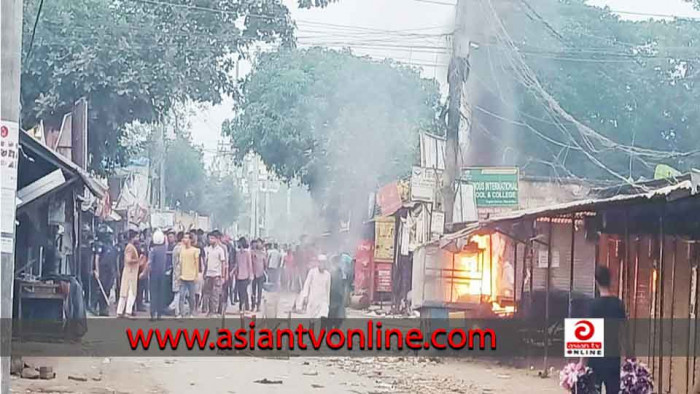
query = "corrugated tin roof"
(19, 129, 107, 199)
(422, 179, 699, 250)
(480, 179, 696, 225)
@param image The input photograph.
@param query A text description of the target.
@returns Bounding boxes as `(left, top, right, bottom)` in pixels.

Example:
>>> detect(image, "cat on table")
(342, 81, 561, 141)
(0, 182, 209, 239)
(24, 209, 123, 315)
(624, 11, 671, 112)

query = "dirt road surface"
(11, 356, 561, 393)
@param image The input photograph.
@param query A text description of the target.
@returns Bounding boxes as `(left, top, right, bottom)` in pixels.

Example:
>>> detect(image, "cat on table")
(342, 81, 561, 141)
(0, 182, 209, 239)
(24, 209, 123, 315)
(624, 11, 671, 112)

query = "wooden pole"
(543, 217, 553, 375)
(568, 213, 575, 317)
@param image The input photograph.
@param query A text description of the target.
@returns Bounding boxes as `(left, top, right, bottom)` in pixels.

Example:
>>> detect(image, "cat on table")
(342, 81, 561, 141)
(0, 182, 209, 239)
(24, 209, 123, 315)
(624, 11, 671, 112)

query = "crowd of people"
(89, 225, 354, 322)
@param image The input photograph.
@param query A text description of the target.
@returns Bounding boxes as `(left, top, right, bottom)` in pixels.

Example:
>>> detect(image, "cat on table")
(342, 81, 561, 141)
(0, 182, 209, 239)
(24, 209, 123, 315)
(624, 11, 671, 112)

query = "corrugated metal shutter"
(531, 221, 595, 297)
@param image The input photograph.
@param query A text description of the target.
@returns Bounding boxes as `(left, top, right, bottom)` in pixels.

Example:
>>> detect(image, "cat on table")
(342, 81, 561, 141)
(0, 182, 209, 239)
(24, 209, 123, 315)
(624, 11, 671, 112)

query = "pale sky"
(191, 0, 700, 164)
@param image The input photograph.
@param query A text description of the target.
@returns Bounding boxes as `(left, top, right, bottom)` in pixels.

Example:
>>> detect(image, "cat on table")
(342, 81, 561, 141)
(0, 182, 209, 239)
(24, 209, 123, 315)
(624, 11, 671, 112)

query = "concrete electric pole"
(1, 0, 23, 392)
(443, 0, 472, 227)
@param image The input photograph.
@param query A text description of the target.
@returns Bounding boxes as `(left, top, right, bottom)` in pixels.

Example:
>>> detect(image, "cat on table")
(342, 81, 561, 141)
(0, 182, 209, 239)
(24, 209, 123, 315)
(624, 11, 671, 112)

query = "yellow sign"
(374, 217, 395, 263)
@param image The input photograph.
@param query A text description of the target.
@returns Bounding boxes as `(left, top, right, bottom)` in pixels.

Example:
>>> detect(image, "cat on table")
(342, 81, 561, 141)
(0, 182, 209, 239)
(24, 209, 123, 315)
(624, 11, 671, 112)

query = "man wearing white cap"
(148, 229, 168, 320)
(300, 254, 331, 319)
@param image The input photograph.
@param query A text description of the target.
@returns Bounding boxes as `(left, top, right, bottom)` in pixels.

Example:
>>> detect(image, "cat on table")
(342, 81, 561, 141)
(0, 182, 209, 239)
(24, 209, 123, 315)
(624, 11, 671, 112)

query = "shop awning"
(19, 130, 107, 199)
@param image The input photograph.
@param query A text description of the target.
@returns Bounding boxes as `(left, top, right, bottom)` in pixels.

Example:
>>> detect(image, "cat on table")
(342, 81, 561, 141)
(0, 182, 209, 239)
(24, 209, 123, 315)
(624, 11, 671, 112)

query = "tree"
(164, 132, 206, 212)
(20, 0, 320, 174)
(224, 48, 444, 226)
(201, 173, 243, 230)
(463, 0, 700, 181)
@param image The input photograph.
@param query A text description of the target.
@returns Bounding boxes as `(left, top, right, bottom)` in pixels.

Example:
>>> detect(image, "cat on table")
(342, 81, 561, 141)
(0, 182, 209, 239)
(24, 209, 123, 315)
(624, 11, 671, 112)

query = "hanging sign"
(374, 217, 395, 263)
(462, 167, 519, 207)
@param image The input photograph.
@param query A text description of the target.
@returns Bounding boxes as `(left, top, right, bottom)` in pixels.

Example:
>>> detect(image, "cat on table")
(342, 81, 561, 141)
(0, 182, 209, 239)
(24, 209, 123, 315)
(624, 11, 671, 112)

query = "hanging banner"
(374, 217, 395, 263)
(376, 182, 402, 216)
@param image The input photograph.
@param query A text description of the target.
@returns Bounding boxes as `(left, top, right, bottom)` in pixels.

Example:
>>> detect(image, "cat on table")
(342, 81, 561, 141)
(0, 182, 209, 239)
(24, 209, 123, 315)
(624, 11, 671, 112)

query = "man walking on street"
(203, 231, 227, 317)
(267, 243, 282, 286)
(117, 230, 140, 317)
(93, 225, 117, 316)
(251, 239, 266, 311)
(178, 233, 201, 318)
(148, 230, 168, 320)
(235, 237, 253, 312)
(580, 265, 627, 394)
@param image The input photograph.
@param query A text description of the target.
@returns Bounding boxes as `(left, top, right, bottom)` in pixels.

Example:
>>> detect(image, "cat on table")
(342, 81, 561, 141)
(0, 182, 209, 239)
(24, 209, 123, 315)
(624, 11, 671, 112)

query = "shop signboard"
(374, 217, 395, 263)
(410, 166, 441, 203)
(375, 263, 393, 293)
(462, 167, 519, 207)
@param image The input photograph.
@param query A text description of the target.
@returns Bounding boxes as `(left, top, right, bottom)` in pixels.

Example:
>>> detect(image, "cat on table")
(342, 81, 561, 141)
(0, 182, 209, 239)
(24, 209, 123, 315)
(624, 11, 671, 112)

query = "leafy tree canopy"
(467, 0, 700, 181)
(224, 48, 444, 222)
(20, 0, 319, 174)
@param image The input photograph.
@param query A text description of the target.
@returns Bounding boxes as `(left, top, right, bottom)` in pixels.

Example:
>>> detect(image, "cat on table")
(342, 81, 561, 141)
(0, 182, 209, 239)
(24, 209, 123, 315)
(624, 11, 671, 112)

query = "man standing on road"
(148, 230, 168, 320)
(178, 233, 201, 318)
(580, 265, 627, 394)
(203, 231, 227, 317)
(251, 239, 266, 311)
(117, 231, 140, 317)
(267, 243, 282, 287)
(235, 237, 253, 312)
(93, 225, 117, 316)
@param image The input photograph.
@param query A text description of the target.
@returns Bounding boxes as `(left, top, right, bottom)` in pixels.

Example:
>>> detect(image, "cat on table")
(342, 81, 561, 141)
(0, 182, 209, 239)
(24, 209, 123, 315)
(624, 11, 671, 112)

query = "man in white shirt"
(267, 243, 283, 286)
(202, 230, 227, 317)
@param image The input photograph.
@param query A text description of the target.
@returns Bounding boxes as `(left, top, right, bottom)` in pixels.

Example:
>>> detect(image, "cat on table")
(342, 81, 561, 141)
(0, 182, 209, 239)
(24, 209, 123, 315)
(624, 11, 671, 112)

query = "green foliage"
(224, 48, 444, 223)
(225, 47, 443, 187)
(20, 0, 298, 174)
(468, 0, 700, 180)
(201, 173, 243, 229)
(164, 132, 206, 212)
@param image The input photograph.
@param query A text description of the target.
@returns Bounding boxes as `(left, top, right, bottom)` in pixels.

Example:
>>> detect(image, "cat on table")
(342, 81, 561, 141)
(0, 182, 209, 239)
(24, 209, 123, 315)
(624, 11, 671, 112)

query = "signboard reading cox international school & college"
(462, 167, 519, 207)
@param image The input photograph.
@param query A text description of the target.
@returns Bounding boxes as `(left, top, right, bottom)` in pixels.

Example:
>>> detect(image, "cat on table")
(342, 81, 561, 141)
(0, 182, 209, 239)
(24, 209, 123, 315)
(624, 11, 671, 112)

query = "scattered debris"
(21, 368, 40, 380)
(254, 378, 283, 385)
(496, 374, 510, 379)
(311, 384, 324, 389)
(302, 361, 310, 365)
(102, 358, 111, 364)
(39, 366, 55, 380)
(10, 357, 23, 375)
(92, 375, 103, 382)
(302, 371, 319, 376)
(68, 374, 88, 382)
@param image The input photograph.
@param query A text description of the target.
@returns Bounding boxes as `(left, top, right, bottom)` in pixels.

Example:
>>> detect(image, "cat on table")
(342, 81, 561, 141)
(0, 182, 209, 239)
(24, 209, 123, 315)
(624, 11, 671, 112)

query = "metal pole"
(632, 236, 640, 353)
(543, 217, 553, 375)
(624, 210, 630, 309)
(657, 213, 665, 393)
(568, 213, 575, 317)
(668, 236, 678, 390)
(1, 1, 23, 390)
(513, 241, 518, 313)
(489, 233, 493, 302)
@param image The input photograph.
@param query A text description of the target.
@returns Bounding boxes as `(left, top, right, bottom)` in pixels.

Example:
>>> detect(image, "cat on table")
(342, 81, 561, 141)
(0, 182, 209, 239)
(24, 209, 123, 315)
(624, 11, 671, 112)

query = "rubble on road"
(320, 357, 479, 394)
(21, 367, 40, 379)
(254, 378, 283, 384)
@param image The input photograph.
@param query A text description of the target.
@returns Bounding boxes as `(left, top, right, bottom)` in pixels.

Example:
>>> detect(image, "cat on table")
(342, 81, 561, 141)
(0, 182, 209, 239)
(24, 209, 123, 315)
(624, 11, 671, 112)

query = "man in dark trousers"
(581, 265, 627, 394)
(148, 230, 168, 320)
(93, 225, 118, 316)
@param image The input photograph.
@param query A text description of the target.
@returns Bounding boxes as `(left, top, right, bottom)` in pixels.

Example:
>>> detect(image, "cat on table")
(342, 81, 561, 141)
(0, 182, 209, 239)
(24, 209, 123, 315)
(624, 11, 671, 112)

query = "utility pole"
(443, 0, 472, 227)
(159, 120, 166, 209)
(1, 1, 23, 391)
